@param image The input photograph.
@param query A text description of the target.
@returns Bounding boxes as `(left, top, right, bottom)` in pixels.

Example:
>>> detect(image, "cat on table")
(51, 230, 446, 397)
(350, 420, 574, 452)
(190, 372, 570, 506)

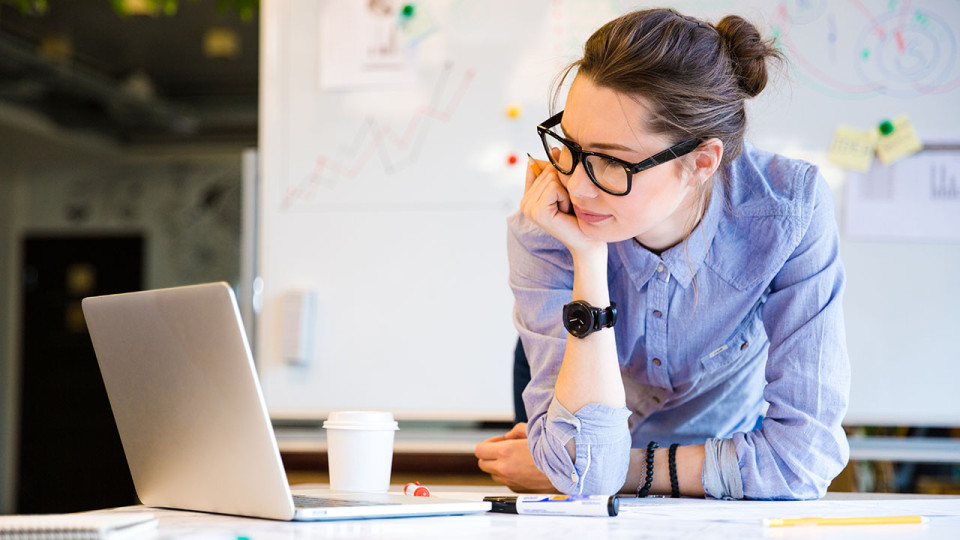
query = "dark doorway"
(17, 236, 143, 513)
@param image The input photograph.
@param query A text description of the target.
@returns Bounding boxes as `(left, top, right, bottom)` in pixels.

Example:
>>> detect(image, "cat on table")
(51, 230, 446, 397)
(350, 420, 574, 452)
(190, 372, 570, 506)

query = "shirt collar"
(611, 180, 724, 290)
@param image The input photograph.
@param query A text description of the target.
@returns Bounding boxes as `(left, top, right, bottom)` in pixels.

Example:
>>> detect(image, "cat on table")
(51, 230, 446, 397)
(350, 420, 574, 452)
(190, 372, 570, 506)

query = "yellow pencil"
(764, 516, 928, 527)
(526, 153, 543, 176)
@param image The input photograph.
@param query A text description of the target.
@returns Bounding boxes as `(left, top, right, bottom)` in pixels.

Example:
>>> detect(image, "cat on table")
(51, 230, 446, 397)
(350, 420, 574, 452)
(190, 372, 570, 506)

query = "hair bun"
(715, 15, 781, 98)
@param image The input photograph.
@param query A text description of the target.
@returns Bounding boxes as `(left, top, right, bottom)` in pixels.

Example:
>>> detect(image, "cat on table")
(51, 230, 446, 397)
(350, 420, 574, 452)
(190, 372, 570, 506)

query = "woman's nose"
(565, 161, 600, 199)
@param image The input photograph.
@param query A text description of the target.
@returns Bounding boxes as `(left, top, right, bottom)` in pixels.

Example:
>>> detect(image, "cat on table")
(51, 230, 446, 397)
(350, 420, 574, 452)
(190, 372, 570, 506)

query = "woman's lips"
(573, 204, 612, 223)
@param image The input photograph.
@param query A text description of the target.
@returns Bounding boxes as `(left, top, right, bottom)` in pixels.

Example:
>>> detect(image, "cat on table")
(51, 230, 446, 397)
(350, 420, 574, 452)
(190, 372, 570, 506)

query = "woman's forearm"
(621, 444, 706, 497)
(554, 245, 626, 413)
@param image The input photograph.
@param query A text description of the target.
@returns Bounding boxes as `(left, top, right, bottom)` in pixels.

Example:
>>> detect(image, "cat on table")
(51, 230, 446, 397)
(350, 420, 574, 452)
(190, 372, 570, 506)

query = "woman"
(475, 8, 849, 500)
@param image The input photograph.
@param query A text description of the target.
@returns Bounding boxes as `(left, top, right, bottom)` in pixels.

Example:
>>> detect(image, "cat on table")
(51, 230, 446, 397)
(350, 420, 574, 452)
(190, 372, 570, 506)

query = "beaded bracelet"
(668, 443, 680, 498)
(636, 441, 658, 498)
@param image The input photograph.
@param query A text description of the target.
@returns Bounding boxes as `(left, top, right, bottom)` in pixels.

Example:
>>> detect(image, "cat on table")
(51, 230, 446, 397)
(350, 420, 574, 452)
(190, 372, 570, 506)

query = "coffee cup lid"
(322, 411, 399, 431)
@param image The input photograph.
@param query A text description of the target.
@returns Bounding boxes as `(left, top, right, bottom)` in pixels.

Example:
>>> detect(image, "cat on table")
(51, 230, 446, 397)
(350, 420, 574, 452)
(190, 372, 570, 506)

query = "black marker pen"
(483, 495, 619, 517)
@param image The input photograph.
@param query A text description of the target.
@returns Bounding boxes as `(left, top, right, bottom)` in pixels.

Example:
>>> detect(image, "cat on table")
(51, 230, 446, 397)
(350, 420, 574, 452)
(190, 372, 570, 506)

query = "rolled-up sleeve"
(507, 212, 632, 495)
(529, 397, 632, 494)
(724, 170, 851, 500)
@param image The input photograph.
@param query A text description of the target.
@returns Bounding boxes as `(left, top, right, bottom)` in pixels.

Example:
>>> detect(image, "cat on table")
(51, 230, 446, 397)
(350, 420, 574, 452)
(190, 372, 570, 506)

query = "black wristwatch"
(562, 300, 617, 338)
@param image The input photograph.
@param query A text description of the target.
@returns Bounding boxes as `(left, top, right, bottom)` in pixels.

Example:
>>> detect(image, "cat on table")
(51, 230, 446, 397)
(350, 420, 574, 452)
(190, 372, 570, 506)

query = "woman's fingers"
(524, 157, 538, 192)
(504, 422, 527, 440)
(519, 149, 603, 256)
(478, 434, 506, 445)
(552, 180, 573, 216)
(522, 172, 566, 220)
(524, 154, 554, 193)
(474, 440, 497, 460)
(476, 437, 557, 493)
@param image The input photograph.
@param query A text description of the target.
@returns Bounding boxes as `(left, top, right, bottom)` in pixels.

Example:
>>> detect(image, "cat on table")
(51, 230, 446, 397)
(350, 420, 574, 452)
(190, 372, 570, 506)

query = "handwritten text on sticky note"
(828, 126, 877, 172)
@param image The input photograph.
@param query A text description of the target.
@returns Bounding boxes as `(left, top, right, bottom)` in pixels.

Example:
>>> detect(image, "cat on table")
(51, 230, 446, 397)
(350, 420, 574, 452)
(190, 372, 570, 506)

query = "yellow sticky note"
(828, 126, 877, 172)
(876, 115, 923, 165)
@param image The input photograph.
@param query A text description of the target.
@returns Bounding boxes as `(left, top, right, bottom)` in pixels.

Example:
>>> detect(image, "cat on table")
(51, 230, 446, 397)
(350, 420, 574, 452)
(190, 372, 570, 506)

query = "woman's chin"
(579, 223, 634, 244)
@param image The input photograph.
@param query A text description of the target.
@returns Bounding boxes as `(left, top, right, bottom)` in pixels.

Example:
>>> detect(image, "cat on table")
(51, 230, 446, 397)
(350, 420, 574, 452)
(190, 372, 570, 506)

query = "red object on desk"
(403, 482, 431, 497)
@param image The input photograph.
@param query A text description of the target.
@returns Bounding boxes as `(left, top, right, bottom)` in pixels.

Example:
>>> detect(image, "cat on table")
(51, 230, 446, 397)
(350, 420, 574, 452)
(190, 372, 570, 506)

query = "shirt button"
(653, 358, 662, 366)
(571, 472, 578, 483)
(653, 310, 662, 318)
(740, 342, 749, 351)
(656, 264, 664, 273)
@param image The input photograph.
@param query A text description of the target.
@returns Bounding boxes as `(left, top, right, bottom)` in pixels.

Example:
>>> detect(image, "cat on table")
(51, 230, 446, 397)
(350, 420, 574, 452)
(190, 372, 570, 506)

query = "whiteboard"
(258, 0, 960, 424)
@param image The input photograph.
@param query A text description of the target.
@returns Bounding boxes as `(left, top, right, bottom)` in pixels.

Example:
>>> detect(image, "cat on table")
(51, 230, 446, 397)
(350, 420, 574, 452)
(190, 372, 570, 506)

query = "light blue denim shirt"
(508, 143, 850, 500)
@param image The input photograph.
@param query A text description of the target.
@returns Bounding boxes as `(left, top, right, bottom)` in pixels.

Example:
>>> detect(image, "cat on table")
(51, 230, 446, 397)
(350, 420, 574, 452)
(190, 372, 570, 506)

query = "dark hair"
(553, 8, 784, 168)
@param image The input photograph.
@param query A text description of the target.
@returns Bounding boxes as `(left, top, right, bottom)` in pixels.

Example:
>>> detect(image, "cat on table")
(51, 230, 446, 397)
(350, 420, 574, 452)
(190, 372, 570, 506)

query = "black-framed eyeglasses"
(536, 111, 703, 196)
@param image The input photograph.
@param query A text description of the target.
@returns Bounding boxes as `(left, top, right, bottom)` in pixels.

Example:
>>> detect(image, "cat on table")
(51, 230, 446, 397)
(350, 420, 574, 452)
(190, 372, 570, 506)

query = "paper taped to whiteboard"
(844, 147, 960, 242)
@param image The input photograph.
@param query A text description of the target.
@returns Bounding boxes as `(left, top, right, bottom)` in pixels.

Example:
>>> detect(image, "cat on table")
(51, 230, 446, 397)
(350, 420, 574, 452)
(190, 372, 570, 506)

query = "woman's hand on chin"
(521, 154, 605, 259)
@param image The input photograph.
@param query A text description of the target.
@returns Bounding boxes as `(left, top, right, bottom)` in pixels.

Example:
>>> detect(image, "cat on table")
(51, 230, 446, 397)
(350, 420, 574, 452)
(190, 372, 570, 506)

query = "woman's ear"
(691, 138, 723, 186)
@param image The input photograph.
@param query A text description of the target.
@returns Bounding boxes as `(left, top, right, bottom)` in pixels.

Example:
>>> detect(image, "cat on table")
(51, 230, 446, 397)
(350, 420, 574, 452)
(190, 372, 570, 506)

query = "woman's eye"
(599, 157, 621, 170)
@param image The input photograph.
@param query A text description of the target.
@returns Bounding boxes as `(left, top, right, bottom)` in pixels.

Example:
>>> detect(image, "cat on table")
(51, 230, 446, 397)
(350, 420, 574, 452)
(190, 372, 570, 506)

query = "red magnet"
(403, 481, 431, 497)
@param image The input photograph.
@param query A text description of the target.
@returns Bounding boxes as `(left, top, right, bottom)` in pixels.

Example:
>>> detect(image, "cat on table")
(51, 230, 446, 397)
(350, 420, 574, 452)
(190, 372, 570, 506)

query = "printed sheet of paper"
(318, 0, 416, 90)
(844, 148, 960, 242)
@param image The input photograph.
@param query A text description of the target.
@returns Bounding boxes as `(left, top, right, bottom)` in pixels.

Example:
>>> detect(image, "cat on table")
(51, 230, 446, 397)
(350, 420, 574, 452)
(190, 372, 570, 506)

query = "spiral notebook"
(0, 512, 156, 539)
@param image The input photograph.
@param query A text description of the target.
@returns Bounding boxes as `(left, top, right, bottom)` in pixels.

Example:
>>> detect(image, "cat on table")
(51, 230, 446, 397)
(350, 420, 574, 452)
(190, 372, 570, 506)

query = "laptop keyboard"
(293, 495, 393, 508)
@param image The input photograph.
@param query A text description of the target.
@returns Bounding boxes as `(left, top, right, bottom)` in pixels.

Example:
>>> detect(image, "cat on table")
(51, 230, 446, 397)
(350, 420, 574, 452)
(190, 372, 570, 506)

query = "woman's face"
(554, 75, 702, 250)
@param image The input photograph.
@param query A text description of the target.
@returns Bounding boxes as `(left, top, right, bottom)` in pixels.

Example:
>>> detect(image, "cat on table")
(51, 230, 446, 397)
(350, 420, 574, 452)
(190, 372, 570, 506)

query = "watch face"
(563, 302, 593, 338)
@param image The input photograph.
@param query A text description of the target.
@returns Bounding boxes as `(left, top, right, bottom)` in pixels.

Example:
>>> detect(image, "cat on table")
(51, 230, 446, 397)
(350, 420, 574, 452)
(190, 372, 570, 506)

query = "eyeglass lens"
(541, 131, 630, 195)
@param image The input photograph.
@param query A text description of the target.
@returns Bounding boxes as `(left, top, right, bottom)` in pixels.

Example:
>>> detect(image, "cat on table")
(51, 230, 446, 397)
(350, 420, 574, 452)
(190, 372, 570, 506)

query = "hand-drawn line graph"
(774, 0, 959, 98)
(281, 63, 475, 210)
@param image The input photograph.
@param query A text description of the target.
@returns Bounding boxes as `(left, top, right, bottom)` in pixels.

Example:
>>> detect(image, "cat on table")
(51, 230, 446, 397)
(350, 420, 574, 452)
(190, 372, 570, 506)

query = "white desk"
(91, 488, 960, 539)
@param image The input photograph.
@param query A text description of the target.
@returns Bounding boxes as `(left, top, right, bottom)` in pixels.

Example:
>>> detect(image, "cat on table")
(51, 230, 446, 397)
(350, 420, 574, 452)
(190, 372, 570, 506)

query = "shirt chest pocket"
(699, 313, 767, 373)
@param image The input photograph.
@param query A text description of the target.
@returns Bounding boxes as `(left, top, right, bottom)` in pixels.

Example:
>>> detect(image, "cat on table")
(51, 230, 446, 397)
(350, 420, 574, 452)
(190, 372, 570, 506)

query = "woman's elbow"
(754, 451, 849, 500)
(565, 437, 632, 496)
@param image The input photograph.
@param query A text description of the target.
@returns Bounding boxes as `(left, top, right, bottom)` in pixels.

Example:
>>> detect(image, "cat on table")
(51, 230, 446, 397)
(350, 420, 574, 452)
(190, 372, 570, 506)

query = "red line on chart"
(776, 3, 788, 24)
(849, 0, 886, 40)
(282, 67, 476, 209)
(894, 0, 911, 54)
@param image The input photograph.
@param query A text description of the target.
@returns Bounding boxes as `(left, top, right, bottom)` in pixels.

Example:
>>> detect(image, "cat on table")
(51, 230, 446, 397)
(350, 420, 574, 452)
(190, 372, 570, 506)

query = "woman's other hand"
(474, 423, 555, 493)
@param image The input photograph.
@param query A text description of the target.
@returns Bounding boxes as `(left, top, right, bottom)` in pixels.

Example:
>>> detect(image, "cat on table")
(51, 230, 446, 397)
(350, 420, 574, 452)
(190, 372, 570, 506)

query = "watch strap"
(594, 302, 617, 330)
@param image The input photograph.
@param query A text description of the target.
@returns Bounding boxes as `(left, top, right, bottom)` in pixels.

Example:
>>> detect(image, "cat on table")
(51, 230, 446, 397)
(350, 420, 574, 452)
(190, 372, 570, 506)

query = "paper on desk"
(0, 511, 156, 538)
(618, 496, 960, 523)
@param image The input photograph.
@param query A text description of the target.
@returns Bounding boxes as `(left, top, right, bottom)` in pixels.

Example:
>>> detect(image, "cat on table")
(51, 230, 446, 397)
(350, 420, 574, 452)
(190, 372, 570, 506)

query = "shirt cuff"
(702, 437, 744, 500)
(538, 397, 631, 495)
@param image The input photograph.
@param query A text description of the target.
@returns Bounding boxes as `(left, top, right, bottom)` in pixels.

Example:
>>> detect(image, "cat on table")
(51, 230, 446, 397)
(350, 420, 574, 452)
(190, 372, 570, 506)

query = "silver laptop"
(82, 282, 491, 521)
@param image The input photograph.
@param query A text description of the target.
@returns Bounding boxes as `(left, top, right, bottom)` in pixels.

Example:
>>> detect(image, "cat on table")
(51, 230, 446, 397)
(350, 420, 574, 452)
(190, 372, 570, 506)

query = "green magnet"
(879, 120, 895, 135)
(402, 4, 414, 17)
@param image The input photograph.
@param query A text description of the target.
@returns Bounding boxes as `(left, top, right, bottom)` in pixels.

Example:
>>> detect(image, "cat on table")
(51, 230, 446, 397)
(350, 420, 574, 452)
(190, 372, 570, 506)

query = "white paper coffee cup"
(323, 411, 399, 492)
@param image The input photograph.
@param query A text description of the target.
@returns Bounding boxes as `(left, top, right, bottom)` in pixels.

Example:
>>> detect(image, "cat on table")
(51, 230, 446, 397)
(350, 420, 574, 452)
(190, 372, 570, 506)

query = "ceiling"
(0, 0, 259, 146)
